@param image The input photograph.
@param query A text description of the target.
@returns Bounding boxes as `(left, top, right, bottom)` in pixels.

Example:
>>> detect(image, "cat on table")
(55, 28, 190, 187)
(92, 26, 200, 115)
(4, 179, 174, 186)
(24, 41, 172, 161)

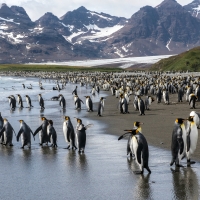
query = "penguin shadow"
(21, 149, 32, 160)
(65, 150, 76, 168)
(10, 108, 15, 113)
(40, 109, 45, 114)
(171, 166, 199, 199)
(40, 145, 58, 157)
(18, 107, 23, 113)
(133, 172, 152, 199)
(0, 144, 14, 156)
(60, 108, 66, 114)
(77, 153, 88, 171)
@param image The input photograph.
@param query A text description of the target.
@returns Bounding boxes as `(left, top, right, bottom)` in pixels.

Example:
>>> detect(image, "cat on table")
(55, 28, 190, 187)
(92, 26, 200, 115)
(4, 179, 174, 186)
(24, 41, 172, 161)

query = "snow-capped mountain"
(184, 0, 200, 19)
(0, 1, 200, 63)
(101, 0, 200, 58)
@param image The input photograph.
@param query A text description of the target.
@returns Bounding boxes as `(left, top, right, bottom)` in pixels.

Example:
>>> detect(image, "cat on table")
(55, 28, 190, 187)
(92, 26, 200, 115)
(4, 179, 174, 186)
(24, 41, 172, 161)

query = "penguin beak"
(124, 130, 133, 132)
(139, 122, 144, 125)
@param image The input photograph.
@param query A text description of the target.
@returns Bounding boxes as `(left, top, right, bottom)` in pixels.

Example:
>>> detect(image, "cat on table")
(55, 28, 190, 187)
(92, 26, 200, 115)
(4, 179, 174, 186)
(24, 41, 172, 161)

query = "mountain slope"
(102, 0, 200, 58)
(150, 46, 200, 71)
(184, 0, 200, 19)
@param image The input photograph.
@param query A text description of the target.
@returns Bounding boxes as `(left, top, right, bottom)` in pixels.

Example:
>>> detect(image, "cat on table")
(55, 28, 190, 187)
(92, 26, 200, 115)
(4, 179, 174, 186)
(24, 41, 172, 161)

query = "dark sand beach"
(88, 91, 200, 162)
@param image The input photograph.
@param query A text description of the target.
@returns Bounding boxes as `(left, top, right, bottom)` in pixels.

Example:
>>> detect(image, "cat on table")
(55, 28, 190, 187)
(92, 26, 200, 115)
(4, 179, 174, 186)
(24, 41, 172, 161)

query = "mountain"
(0, 1, 200, 64)
(102, 0, 200, 58)
(184, 0, 200, 19)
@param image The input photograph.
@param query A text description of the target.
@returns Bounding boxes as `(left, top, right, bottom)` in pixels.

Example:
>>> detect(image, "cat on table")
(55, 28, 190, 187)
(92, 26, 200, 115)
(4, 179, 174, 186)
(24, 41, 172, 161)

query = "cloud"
(0, 0, 193, 21)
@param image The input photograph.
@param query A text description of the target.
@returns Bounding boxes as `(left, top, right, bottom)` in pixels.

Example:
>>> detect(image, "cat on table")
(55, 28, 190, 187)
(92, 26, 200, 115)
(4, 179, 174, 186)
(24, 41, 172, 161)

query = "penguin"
(63, 116, 77, 149)
(195, 84, 200, 101)
(0, 113, 4, 144)
(96, 85, 100, 94)
(22, 84, 25, 89)
(33, 117, 49, 146)
(27, 84, 32, 89)
(190, 111, 200, 129)
(126, 121, 143, 157)
(72, 86, 78, 96)
(138, 96, 145, 115)
(0, 118, 16, 146)
(7, 96, 16, 109)
(97, 97, 105, 116)
(58, 94, 66, 109)
(118, 127, 151, 174)
(74, 95, 84, 110)
(119, 95, 129, 114)
(145, 96, 154, 110)
(16, 94, 23, 108)
(85, 96, 93, 112)
(38, 94, 45, 109)
(25, 95, 33, 108)
(178, 86, 184, 102)
(186, 86, 192, 102)
(156, 87, 162, 103)
(16, 120, 35, 149)
(163, 89, 169, 104)
(91, 86, 96, 96)
(47, 120, 57, 148)
(133, 95, 139, 111)
(51, 96, 59, 101)
(56, 82, 61, 92)
(75, 118, 92, 153)
(186, 116, 198, 166)
(170, 118, 186, 167)
(189, 94, 197, 109)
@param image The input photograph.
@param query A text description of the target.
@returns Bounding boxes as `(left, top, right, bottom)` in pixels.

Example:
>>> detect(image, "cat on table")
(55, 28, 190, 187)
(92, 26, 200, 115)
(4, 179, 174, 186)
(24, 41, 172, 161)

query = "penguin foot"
(170, 161, 175, 166)
(20, 146, 24, 149)
(187, 161, 195, 166)
(66, 145, 70, 149)
(176, 164, 184, 168)
(39, 143, 42, 146)
(9, 144, 13, 146)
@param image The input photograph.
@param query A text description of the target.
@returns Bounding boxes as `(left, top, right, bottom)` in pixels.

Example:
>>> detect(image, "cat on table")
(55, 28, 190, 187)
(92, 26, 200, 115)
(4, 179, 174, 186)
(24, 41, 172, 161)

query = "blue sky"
(0, 0, 193, 21)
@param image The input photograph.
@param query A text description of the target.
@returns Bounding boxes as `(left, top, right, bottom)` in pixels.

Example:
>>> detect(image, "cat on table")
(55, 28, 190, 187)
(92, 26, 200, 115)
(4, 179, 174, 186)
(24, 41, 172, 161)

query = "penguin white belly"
(190, 111, 200, 128)
(63, 124, 68, 143)
(21, 133, 24, 145)
(180, 124, 186, 159)
(131, 136, 141, 169)
(86, 99, 89, 110)
(189, 123, 198, 155)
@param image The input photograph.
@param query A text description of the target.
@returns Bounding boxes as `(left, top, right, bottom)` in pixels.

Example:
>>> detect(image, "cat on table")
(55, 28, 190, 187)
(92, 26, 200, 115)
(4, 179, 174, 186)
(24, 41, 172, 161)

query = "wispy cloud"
(0, 0, 193, 21)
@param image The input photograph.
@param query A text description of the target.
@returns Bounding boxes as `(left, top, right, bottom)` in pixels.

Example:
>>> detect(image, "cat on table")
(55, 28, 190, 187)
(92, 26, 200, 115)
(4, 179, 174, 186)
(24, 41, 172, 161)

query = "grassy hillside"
(0, 64, 124, 72)
(150, 46, 200, 72)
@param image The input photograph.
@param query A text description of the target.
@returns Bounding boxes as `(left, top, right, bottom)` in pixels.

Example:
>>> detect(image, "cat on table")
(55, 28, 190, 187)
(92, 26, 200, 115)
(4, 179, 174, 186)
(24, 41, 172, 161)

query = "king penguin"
(190, 111, 200, 129)
(170, 118, 186, 167)
(75, 118, 92, 153)
(74, 95, 84, 110)
(186, 116, 198, 166)
(58, 94, 66, 109)
(97, 97, 105, 116)
(138, 96, 145, 115)
(47, 120, 57, 148)
(16, 94, 23, 108)
(0, 118, 16, 146)
(0, 113, 4, 144)
(85, 96, 93, 112)
(17, 120, 35, 149)
(33, 117, 49, 146)
(63, 116, 77, 150)
(25, 95, 33, 108)
(38, 94, 45, 109)
(118, 127, 151, 174)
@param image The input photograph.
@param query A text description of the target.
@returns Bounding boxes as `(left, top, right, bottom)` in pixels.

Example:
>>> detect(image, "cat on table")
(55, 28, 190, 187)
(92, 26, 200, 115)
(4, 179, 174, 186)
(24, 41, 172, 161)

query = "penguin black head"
(41, 117, 47, 121)
(187, 116, 194, 122)
(48, 120, 53, 125)
(74, 117, 82, 124)
(18, 120, 24, 123)
(134, 121, 143, 128)
(175, 118, 185, 124)
(65, 116, 70, 120)
(38, 94, 41, 96)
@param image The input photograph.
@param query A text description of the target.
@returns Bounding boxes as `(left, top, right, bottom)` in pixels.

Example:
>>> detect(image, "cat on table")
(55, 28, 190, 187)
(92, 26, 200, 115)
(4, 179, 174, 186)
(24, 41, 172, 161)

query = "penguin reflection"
(171, 167, 199, 199)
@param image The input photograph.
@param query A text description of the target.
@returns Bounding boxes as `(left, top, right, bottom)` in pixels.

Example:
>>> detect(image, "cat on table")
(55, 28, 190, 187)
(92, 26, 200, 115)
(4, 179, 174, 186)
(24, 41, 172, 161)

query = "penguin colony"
(1, 71, 200, 175)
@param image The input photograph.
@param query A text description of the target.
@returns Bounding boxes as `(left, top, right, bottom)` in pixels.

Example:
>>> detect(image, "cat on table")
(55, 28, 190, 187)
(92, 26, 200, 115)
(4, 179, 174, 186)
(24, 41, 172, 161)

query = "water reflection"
(171, 167, 199, 199)
(77, 153, 88, 171)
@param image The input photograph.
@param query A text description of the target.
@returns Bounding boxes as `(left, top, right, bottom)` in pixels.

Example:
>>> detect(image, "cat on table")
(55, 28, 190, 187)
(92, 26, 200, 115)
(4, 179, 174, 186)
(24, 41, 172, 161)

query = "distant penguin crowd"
(1, 70, 200, 174)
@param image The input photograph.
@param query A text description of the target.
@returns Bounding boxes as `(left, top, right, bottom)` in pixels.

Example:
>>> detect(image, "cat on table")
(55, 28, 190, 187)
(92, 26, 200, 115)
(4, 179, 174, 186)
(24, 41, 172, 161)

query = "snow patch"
(0, 17, 20, 25)
(65, 31, 84, 43)
(166, 38, 172, 51)
(122, 46, 128, 53)
(89, 12, 112, 21)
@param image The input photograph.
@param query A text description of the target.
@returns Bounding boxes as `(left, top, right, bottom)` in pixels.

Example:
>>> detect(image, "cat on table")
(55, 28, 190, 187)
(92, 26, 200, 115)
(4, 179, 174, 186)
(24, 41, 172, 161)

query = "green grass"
(150, 46, 200, 72)
(0, 64, 124, 72)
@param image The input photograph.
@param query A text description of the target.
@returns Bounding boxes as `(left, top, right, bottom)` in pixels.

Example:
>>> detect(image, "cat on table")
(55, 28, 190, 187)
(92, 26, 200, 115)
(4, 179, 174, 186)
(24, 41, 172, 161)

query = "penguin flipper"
(187, 134, 191, 152)
(0, 126, 5, 137)
(17, 128, 23, 141)
(136, 143, 143, 165)
(34, 125, 42, 136)
(118, 132, 131, 140)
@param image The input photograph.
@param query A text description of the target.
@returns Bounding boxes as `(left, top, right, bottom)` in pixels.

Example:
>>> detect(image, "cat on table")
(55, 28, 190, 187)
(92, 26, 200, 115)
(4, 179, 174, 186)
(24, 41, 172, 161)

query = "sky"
(0, 0, 194, 21)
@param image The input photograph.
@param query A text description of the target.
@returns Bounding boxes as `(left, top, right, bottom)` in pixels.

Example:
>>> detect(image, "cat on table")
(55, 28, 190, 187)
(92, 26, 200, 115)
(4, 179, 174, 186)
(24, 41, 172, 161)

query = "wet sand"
(87, 91, 200, 162)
